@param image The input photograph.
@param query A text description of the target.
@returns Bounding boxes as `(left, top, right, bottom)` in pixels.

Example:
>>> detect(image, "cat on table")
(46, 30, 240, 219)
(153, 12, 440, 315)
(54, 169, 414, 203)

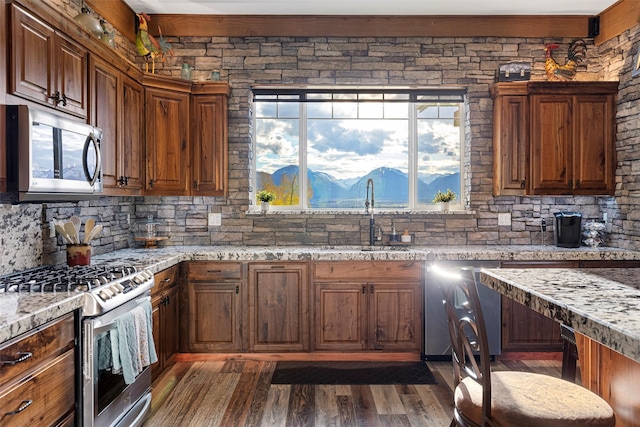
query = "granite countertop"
(2, 244, 640, 345)
(480, 268, 640, 363)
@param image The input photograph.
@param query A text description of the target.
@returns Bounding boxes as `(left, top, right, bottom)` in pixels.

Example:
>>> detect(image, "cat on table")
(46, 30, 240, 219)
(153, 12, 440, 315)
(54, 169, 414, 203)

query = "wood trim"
(174, 352, 421, 362)
(146, 14, 591, 38)
(595, 0, 640, 45)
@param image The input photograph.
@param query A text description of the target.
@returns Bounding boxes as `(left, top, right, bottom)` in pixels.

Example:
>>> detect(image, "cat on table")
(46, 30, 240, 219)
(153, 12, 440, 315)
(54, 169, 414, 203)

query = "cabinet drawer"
(0, 350, 75, 427)
(0, 313, 74, 386)
(153, 264, 180, 295)
(314, 261, 422, 281)
(187, 262, 243, 281)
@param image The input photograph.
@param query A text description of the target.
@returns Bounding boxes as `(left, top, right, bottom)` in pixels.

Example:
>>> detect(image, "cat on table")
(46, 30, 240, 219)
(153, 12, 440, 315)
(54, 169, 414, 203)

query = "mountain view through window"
(253, 88, 464, 210)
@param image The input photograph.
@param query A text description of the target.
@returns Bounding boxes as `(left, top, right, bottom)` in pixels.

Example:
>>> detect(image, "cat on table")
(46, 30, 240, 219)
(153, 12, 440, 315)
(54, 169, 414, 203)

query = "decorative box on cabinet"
(491, 81, 617, 196)
(0, 313, 77, 427)
(151, 265, 180, 381)
(185, 262, 244, 352)
(9, 4, 88, 118)
(312, 261, 423, 352)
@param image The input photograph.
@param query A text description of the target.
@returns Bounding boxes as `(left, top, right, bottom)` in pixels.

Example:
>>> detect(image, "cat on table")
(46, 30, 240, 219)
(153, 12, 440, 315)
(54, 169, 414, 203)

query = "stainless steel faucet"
(365, 179, 375, 245)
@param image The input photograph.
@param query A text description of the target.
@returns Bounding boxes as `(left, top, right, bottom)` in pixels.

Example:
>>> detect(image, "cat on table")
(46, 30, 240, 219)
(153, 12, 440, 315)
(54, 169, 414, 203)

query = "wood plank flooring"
(144, 357, 563, 427)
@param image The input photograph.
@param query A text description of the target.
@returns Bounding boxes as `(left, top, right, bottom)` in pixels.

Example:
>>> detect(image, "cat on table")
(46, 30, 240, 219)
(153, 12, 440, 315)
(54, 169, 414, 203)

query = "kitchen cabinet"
(143, 77, 230, 196)
(313, 261, 422, 352)
(0, 312, 76, 426)
(491, 81, 617, 196)
(151, 265, 180, 381)
(190, 83, 231, 196)
(9, 4, 88, 118)
(143, 75, 191, 195)
(90, 56, 144, 195)
(248, 262, 309, 352)
(185, 262, 244, 352)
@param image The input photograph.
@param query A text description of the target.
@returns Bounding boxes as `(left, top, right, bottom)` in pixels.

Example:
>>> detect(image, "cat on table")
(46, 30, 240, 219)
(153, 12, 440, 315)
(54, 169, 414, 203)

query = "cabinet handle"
(5, 399, 32, 415)
(117, 176, 129, 186)
(235, 285, 239, 294)
(520, 180, 525, 189)
(0, 352, 32, 366)
(208, 270, 222, 273)
(362, 285, 366, 294)
(568, 180, 573, 188)
(149, 179, 155, 188)
(576, 180, 581, 188)
(162, 278, 171, 283)
(60, 93, 68, 106)
(270, 266, 285, 269)
(370, 284, 374, 293)
(48, 91, 61, 105)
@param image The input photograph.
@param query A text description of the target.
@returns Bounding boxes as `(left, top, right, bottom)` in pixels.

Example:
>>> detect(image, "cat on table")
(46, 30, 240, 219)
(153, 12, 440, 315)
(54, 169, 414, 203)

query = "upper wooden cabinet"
(90, 56, 144, 195)
(491, 81, 618, 196)
(9, 4, 88, 118)
(143, 75, 230, 196)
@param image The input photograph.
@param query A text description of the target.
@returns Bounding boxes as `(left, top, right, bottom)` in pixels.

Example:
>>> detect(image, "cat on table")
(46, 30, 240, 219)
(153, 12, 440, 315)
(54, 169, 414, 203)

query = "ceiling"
(123, 0, 619, 16)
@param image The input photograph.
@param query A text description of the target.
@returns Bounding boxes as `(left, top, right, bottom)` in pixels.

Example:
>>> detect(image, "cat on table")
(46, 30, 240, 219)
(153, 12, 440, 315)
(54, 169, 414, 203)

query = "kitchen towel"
(115, 299, 158, 384)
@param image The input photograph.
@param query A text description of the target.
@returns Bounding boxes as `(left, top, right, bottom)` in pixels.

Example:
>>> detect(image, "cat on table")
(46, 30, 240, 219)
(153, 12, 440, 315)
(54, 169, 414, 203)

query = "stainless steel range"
(0, 263, 155, 427)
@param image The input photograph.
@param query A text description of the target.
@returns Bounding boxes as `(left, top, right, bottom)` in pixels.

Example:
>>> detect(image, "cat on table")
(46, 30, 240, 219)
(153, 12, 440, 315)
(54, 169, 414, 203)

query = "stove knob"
(109, 284, 121, 295)
(99, 288, 113, 300)
(113, 283, 125, 291)
(133, 274, 145, 285)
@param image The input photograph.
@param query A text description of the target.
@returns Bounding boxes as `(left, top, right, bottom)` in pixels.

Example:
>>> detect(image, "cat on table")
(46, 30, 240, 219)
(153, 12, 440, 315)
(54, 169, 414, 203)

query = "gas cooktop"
(0, 263, 155, 316)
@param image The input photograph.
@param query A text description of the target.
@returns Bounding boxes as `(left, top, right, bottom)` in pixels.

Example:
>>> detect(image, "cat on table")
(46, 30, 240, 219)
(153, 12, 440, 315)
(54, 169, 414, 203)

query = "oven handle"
(92, 295, 152, 335)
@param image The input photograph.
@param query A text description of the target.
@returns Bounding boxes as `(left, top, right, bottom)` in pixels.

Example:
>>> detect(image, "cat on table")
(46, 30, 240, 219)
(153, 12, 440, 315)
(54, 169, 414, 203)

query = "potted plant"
(433, 189, 456, 212)
(256, 190, 276, 212)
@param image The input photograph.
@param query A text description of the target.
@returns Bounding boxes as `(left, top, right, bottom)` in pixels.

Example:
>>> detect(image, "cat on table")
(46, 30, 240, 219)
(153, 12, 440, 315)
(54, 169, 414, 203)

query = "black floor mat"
(270, 361, 437, 385)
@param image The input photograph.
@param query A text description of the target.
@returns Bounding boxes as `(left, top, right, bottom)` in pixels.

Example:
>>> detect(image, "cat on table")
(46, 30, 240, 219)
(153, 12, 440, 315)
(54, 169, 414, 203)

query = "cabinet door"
(191, 94, 228, 196)
(573, 94, 616, 195)
(10, 5, 55, 108)
(164, 286, 180, 364)
(150, 294, 163, 382)
(145, 87, 190, 195)
(248, 263, 309, 352)
(188, 282, 242, 352)
(121, 76, 144, 193)
(369, 282, 422, 351)
(55, 34, 87, 117)
(530, 94, 573, 194)
(314, 282, 367, 351)
(90, 56, 119, 190)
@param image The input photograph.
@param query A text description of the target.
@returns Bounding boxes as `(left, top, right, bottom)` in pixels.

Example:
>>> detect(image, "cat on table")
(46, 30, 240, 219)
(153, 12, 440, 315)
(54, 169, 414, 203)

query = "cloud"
(308, 121, 386, 156)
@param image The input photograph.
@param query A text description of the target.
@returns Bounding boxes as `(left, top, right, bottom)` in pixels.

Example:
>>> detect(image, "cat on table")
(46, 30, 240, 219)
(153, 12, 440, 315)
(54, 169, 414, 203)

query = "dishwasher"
(423, 260, 501, 359)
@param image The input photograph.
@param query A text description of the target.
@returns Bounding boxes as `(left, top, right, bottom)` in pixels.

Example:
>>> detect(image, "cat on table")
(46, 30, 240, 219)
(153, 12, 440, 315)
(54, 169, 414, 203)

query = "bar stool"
(432, 265, 615, 427)
(561, 323, 579, 382)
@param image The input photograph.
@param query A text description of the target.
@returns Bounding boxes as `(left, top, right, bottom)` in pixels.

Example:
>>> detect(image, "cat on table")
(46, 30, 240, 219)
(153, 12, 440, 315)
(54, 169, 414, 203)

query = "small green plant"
(432, 189, 456, 203)
(256, 190, 276, 203)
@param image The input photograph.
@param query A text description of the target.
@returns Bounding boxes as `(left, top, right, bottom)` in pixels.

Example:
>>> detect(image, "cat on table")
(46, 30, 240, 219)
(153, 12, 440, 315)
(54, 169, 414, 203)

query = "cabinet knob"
(520, 180, 526, 189)
(48, 91, 62, 105)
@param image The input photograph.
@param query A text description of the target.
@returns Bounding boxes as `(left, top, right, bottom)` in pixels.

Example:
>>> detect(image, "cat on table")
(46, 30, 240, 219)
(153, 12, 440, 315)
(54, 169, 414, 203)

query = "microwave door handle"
(83, 133, 101, 186)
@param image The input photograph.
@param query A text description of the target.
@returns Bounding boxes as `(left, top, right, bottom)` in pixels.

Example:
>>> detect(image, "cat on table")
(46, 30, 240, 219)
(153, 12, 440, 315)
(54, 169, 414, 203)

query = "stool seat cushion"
(455, 371, 615, 427)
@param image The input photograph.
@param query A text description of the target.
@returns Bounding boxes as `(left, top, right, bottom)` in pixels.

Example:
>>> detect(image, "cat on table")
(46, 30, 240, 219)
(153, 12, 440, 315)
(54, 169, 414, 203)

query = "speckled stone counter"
(2, 244, 640, 345)
(0, 292, 83, 344)
(480, 268, 640, 363)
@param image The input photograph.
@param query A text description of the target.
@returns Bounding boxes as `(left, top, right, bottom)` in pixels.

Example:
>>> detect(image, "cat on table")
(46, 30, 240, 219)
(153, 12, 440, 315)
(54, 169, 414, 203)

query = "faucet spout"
(365, 179, 375, 245)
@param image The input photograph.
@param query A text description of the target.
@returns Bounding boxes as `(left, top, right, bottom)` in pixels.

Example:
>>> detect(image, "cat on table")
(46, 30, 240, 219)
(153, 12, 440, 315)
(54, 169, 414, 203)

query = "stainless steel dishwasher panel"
(424, 261, 501, 359)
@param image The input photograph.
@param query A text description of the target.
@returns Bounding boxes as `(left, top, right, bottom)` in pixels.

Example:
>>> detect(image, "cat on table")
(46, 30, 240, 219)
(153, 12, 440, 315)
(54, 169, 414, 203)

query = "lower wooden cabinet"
(186, 262, 243, 352)
(313, 261, 423, 352)
(151, 265, 180, 381)
(0, 313, 76, 426)
(248, 263, 309, 352)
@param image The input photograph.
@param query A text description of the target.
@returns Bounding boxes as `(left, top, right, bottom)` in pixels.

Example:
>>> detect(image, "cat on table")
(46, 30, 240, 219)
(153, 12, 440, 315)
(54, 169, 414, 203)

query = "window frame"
(251, 86, 467, 212)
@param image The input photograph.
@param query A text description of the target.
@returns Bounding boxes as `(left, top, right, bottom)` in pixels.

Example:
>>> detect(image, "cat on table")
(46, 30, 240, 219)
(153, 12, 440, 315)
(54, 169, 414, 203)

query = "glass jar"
(180, 63, 192, 80)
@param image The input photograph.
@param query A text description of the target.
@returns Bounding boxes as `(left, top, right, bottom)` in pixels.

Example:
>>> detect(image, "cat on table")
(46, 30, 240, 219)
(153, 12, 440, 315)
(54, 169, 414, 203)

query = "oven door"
(82, 294, 152, 427)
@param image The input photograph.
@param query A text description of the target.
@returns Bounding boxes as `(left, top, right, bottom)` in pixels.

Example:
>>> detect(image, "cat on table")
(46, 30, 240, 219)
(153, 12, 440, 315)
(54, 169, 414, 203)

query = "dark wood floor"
(144, 356, 563, 427)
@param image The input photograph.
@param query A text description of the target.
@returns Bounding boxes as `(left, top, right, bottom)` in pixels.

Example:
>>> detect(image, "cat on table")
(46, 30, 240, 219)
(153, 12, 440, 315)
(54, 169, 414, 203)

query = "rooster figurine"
(545, 39, 587, 81)
(135, 12, 173, 73)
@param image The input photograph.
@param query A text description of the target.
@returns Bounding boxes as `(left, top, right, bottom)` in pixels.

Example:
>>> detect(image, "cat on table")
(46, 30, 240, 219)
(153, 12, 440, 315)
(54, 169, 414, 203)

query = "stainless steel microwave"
(4, 105, 103, 202)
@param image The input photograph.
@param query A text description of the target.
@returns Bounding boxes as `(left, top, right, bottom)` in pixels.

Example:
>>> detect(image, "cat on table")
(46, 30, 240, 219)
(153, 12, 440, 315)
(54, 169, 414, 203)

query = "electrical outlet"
(603, 213, 608, 223)
(208, 213, 222, 226)
(497, 212, 511, 226)
(127, 213, 131, 226)
(49, 221, 56, 238)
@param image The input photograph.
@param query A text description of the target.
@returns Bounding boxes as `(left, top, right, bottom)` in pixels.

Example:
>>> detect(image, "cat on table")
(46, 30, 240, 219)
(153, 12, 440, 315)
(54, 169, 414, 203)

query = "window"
(253, 87, 465, 210)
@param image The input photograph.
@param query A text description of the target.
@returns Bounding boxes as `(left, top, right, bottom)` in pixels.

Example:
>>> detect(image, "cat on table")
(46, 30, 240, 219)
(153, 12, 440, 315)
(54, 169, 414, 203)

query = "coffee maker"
(554, 212, 582, 248)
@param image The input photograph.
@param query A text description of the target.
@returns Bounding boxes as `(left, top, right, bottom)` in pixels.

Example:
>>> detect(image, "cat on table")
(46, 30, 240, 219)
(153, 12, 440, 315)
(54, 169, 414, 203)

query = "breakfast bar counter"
(480, 267, 640, 427)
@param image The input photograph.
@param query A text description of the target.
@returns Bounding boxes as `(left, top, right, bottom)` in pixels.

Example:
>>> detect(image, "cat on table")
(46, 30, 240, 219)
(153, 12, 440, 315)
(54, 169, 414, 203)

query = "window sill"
(246, 208, 476, 216)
